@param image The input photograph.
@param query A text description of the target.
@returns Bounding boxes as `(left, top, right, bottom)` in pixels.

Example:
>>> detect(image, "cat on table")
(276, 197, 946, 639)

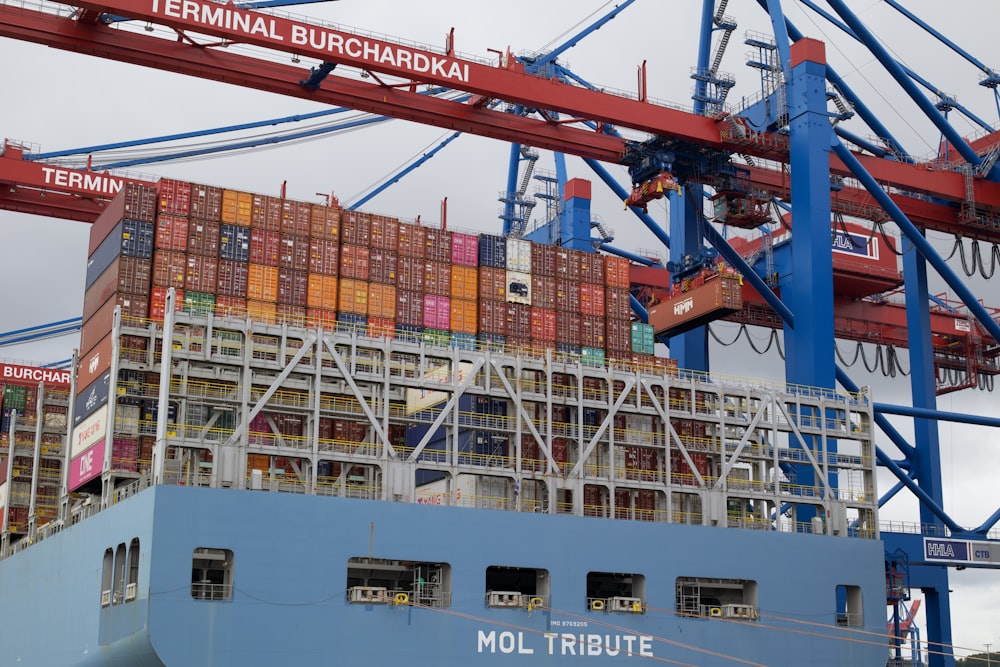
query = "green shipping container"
(581, 347, 605, 367)
(184, 291, 217, 317)
(2, 385, 28, 412)
(423, 328, 450, 348)
(630, 322, 656, 355)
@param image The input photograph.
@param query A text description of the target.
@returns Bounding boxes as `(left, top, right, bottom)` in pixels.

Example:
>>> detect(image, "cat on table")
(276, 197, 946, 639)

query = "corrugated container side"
(157, 178, 191, 215)
(605, 288, 632, 320)
(251, 195, 282, 231)
(606, 318, 632, 354)
(150, 286, 185, 322)
(185, 254, 218, 293)
(556, 311, 581, 346)
(531, 243, 556, 277)
(85, 256, 151, 320)
(183, 291, 216, 317)
(450, 265, 478, 301)
(579, 252, 604, 285)
(424, 229, 453, 263)
(451, 232, 479, 267)
(478, 234, 506, 268)
(424, 261, 452, 296)
(395, 324, 424, 344)
(370, 215, 399, 250)
(86, 224, 124, 289)
(581, 347, 605, 367)
(308, 238, 339, 276)
(221, 190, 253, 225)
(368, 283, 396, 320)
(530, 307, 557, 341)
(120, 183, 158, 225)
(367, 317, 395, 339)
(581, 315, 606, 349)
(423, 328, 450, 348)
(276, 303, 307, 327)
(152, 250, 187, 289)
(397, 256, 425, 292)
(247, 299, 277, 323)
(277, 268, 308, 307)
(341, 210, 372, 246)
(83, 288, 148, 323)
(219, 224, 251, 262)
(580, 282, 605, 316)
(280, 200, 312, 237)
(422, 294, 451, 330)
(215, 295, 247, 318)
(604, 255, 631, 289)
(368, 248, 397, 284)
(555, 279, 580, 311)
(337, 278, 368, 315)
(337, 312, 367, 335)
(531, 275, 556, 310)
(630, 321, 656, 355)
(187, 218, 221, 257)
(340, 244, 370, 280)
(190, 184, 223, 220)
(451, 332, 477, 350)
(395, 290, 423, 326)
(306, 274, 338, 310)
(217, 259, 249, 297)
(279, 234, 310, 271)
(477, 299, 505, 335)
(155, 214, 189, 252)
(505, 238, 532, 273)
(508, 303, 533, 338)
(306, 308, 338, 330)
(555, 248, 582, 281)
(119, 220, 155, 260)
(449, 298, 477, 334)
(250, 229, 280, 266)
(78, 333, 114, 390)
(247, 264, 279, 302)
(397, 221, 426, 258)
(478, 266, 506, 301)
(309, 204, 340, 240)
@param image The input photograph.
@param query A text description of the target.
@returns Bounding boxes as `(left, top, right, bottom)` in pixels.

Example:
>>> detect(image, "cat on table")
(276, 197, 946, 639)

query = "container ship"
(0, 179, 888, 666)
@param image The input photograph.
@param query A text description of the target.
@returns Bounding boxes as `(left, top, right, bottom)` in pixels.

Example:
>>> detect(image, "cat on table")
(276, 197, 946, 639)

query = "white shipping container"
(115, 404, 141, 432)
(505, 270, 532, 305)
(506, 238, 532, 273)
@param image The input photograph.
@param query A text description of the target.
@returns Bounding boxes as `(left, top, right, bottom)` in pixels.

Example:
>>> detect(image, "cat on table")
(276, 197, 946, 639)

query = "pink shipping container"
(450, 265, 478, 301)
(308, 238, 339, 276)
(251, 195, 282, 231)
(370, 215, 399, 250)
(368, 249, 397, 284)
(217, 260, 249, 297)
(397, 256, 425, 292)
(309, 204, 340, 240)
(450, 299, 477, 334)
(341, 210, 372, 246)
(478, 299, 505, 335)
(605, 255, 631, 289)
(190, 184, 223, 220)
(531, 275, 556, 310)
(531, 243, 557, 277)
(531, 307, 557, 341)
(478, 266, 506, 301)
(185, 254, 219, 293)
(158, 178, 191, 215)
(424, 261, 451, 296)
(155, 214, 189, 251)
(187, 218, 221, 257)
(423, 294, 451, 330)
(605, 318, 632, 353)
(555, 279, 581, 311)
(605, 288, 632, 320)
(307, 274, 338, 310)
(340, 244, 370, 280)
(451, 232, 479, 267)
(278, 268, 309, 307)
(580, 282, 606, 316)
(250, 229, 280, 266)
(279, 235, 310, 271)
(337, 278, 368, 315)
(152, 250, 187, 289)
(280, 200, 312, 237)
(398, 221, 426, 258)
(395, 289, 424, 326)
(581, 314, 606, 348)
(368, 283, 396, 320)
(424, 229, 452, 263)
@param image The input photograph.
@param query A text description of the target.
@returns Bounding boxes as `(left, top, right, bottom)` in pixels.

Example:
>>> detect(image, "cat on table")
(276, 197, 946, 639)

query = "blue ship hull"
(0, 484, 888, 666)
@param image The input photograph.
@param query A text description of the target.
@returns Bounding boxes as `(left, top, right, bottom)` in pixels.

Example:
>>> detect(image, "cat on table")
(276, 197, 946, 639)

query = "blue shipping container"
(219, 224, 251, 262)
(337, 313, 367, 335)
(478, 234, 507, 269)
(478, 333, 506, 353)
(85, 220, 154, 289)
(450, 332, 477, 351)
(74, 370, 112, 426)
(395, 324, 424, 344)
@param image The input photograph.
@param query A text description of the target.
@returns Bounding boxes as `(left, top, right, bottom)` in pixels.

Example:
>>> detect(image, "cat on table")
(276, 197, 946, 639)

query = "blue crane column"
(783, 38, 836, 521)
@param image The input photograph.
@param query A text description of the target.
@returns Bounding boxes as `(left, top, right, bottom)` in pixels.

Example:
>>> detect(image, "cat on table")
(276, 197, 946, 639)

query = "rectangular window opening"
(347, 557, 450, 607)
(191, 548, 234, 601)
(675, 576, 758, 620)
(485, 566, 549, 609)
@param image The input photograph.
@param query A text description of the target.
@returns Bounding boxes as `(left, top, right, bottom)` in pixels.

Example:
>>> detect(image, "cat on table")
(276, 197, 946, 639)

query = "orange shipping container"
(338, 278, 368, 315)
(604, 255, 631, 289)
(248, 264, 279, 302)
(367, 317, 395, 339)
(215, 295, 247, 318)
(221, 190, 253, 225)
(450, 265, 478, 301)
(247, 299, 277, 323)
(307, 274, 338, 310)
(450, 298, 478, 335)
(368, 283, 396, 320)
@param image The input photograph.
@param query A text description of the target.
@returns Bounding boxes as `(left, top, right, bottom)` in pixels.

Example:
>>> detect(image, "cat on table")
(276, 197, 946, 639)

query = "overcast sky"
(1, 0, 998, 657)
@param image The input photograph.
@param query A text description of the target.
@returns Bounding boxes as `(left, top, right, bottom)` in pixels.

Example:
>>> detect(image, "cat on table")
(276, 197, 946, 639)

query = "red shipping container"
(307, 308, 338, 330)
(397, 256, 425, 292)
(370, 215, 399, 250)
(112, 437, 139, 473)
(279, 234, 310, 271)
(340, 244, 370, 280)
(531, 307, 556, 341)
(152, 249, 187, 289)
(531, 275, 556, 310)
(84, 256, 152, 320)
(106, 292, 150, 322)
(333, 420, 367, 443)
(556, 311, 581, 346)
(308, 238, 339, 276)
(307, 274, 338, 310)
(605, 318, 632, 353)
(605, 255, 631, 289)
(190, 184, 223, 220)
(368, 248, 397, 285)
(150, 286, 185, 322)
(555, 279, 580, 311)
(531, 243, 557, 277)
(580, 282, 605, 316)
(368, 283, 396, 320)
(250, 229, 280, 266)
(276, 303, 306, 327)
(251, 195, 282, 231)
(215, 295, 247, 318)
(579, 252, 605, 284)
(78, 333, 114, 390)
(424, 261, 451, 296)
(248, 264, 279, 302)
(278, 268, 308, 307)
(309, 204, 340, 240)
(581, 314, 605, 348)
(424, 228, 452, 263)
(450, 299, 477, 334)
(451, 232, 479, 267)
(397, 221, 426, 258)
(478, 299, 505, 335)
(221, 190, 253, 225)
(217, 259, 249, 297)
(280, 200, 312, 237)
(504, 303, 532, 338)
(158, 178, 191, 215)
(423, 294, 451, 330)
(478, 266, 506, 302)
(367, 317, 395, 339)
(395, 290, 423, 326)
(155, 214, 189, 251)
(450, 265, 477, 301)
(247, 299, 277, 323)
(187, 218, 221, 257)
(185, 254, 218, 293)
(341, 210, 372, 246)
(605, 288, 632, 320)
(338, 278, 368, 315)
